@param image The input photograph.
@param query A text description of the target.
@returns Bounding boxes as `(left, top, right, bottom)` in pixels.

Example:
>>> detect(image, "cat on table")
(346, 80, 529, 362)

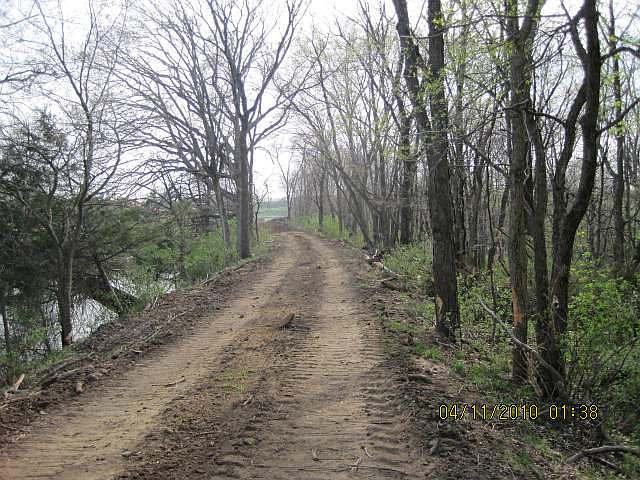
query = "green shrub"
(566, 255, 640, 438)
(184, 231, 237, 282)
(385, 243, 432, 291)
(0, 306, 48, 383)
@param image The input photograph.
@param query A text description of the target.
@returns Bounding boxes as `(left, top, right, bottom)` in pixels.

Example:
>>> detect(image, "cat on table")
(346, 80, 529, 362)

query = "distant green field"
(258, 206, 288, 219)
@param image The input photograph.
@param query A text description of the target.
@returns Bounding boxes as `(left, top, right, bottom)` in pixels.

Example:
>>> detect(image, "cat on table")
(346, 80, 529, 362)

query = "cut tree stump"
(3, 374, 26, 400)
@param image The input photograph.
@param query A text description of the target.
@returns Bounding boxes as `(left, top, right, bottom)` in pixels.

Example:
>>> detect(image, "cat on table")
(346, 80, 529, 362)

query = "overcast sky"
(3, 0, 637, 201)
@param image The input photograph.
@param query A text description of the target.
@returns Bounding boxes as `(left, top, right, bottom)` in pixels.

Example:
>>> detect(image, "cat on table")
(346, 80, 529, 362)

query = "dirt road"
(1, 231, 426, 479)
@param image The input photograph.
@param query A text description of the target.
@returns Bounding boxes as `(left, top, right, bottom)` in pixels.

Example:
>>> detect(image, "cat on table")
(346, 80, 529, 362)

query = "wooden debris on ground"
(3, 374, 26, 400)
(41, 366, 95, 388)
(152, 377, 186, 388)
(566, 445, 640, 464)
(278, 312, 295, 330)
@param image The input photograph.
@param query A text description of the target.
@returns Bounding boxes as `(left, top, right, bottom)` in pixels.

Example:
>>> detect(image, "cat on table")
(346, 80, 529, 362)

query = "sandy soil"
(0, 231, 427, 479)
(2, 227, 573, 480)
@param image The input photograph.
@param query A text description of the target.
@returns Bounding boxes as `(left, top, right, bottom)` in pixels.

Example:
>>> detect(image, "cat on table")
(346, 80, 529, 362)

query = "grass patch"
(258, 206, 288, 219)
(506, 450, 542, 478)
(293, 215, 365, 247)
(216, 369, 251, 399)
(384, 320, 418, 336)
(522, 432, 560, 461)
(414, 341, 442, 361)
(451, 360, 465, 376)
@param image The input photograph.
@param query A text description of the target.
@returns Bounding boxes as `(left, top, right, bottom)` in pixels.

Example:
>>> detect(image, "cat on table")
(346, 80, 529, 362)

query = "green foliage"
(451, 359, 465, 376)
(566, 255, 640, 438)
(258, 206, 287, 219)
(184, 231, 238, 282)
(0, 306, 48, 382)
(384, 320, 418, 336)
(506, 450, 541, 479)
(385, 243, 432, 291)
(414, 342, 442, 360)
(124, 262, 169, 309)
(385, 239, 640, 449)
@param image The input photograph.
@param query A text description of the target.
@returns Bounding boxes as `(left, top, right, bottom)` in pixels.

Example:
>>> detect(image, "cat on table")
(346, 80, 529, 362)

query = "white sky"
(3, 0, 638, 201)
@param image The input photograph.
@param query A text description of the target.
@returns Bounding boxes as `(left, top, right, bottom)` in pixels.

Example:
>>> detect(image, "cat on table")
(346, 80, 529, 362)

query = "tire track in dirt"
(0, 234, 304, 480)
(218, 234, 427, 479)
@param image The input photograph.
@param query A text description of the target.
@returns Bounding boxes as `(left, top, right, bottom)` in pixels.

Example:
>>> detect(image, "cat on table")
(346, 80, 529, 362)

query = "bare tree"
(392, 0, 459, 340)
(270, 145, 299, 221)
(11, 0, 129, 346)
(205, 0, 305, 258)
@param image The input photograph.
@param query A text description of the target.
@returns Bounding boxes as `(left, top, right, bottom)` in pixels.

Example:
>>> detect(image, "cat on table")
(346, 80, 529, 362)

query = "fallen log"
(41, 366, 94, 388)
(41, 368, 80, 387)
(42, 353, 93, 379)
(566, 445, 640, 464)
(0, 389, 43, 411)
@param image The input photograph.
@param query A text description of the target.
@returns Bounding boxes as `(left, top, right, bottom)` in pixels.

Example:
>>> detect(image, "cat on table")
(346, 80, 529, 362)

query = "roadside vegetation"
(291, 211, 640, 478)
(0, 175, 271, 387)
(375, 240, 640, 478)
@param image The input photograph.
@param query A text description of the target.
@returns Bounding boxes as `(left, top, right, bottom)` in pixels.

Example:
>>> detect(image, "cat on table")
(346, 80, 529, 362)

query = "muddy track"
(229, 237, 425, 479)
(1, 231, 426, 479)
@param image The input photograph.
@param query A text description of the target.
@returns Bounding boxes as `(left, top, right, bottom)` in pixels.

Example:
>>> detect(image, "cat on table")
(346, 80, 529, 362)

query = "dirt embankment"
(1, 227, 571, 480)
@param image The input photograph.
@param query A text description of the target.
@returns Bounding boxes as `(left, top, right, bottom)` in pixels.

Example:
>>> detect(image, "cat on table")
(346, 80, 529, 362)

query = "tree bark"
(318, 170, 325, 229)
(1, 285, 10, 354)
(236, 122, 251, 259)
(57, 255, 74, 347)
(392, 0, 459, 339)
(540, 0, 601, 398)
(399, 113, 416, 245)
(212, 176, 231, 248)
(608, 0, 625, 271)
(505, 0, 540, 383)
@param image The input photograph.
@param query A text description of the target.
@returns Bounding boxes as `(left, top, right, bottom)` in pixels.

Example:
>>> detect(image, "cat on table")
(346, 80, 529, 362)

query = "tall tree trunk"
(213, 176, 231, 248)
(506, 0, 538, 383)
(236, 123, 251, 259)
(58, 254, 74, 347)
(594, 160, 605, 259)
(399, 113, 416, 245)
(453, 54, 467, 265)
(318, 170, 325, 229)
(468, 156, 485, 270)
(427, 0, 459, 338)
(393, 0, 460, 339)
(336, 177, 344, 234)
(1, 285, 10, 354)
(527, 108, 552, 393)
(609, 0, 625, 271)
(541, 0, 601, 398)
(286, 189, 292, 221)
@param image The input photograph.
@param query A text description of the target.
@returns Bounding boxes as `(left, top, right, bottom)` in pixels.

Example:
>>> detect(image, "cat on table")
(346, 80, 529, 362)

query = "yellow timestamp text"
(437, 403, 599, 421)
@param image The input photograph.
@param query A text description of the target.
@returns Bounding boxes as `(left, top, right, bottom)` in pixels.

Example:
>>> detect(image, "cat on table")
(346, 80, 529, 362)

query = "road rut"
(1, 231, 426, 479)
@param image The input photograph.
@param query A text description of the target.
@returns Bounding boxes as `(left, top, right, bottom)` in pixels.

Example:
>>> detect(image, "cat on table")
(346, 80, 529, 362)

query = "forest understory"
(0, 223, 623, 480)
